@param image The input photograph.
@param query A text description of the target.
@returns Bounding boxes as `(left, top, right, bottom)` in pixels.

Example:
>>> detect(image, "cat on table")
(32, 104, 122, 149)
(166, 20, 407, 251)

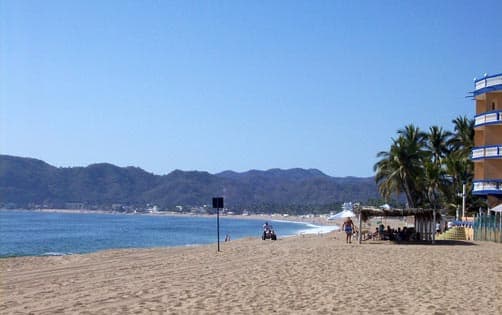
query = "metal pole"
(212, 197, 224, 252)
(217, 207, 220, 252)
(462, 183, 466, 220)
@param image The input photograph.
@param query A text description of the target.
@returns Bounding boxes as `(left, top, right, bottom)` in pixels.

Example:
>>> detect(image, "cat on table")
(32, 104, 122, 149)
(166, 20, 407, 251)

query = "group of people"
(370, 224, 416, 241)
(342, 219, 420, 243)
(259, 218, 419, 244)
(259, 218, 421, 244)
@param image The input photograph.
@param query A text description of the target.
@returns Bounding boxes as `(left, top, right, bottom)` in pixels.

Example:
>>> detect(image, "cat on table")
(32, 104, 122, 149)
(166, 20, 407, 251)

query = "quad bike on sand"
(262, 227, 277, 240)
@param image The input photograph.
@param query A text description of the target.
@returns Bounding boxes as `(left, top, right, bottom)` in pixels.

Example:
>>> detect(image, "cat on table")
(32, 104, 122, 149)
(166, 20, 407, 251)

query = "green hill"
(0, 155, 379, 212)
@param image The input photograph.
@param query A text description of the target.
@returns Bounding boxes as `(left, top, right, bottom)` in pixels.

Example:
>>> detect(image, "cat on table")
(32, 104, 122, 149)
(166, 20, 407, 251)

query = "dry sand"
(1, 233, 501, 314)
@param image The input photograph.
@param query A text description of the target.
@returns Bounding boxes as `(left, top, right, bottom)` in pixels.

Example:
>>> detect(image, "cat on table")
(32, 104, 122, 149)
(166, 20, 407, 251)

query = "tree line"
(374, 116, 483, 215)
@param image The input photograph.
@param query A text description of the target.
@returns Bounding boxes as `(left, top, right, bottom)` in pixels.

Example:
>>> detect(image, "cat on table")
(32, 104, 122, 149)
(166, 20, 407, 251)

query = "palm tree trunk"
(402, 182, 415, 208)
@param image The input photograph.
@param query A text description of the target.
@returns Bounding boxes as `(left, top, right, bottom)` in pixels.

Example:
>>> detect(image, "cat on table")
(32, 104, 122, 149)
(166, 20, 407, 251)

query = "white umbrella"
(380, 204, 391, 210)
(490, 203, 502, 212)
(328, 209, 356, 220)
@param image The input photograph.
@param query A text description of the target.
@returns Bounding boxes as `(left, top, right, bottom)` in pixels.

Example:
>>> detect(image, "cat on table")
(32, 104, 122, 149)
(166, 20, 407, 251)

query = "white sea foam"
(41, 252, 72, 256)
(296, 223, 340, 235)
(270, 219, 340, 237)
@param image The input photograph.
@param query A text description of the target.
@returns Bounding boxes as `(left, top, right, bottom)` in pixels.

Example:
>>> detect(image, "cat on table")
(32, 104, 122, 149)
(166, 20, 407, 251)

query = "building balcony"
(474, 110, 502, 127)
(473, 180, 502, 195)
(471, 145, 502, 160)
(474, 73, 502, 96)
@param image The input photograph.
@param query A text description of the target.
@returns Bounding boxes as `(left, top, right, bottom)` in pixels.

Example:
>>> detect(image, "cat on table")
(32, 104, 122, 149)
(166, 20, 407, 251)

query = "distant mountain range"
(0, 155, 380, 212)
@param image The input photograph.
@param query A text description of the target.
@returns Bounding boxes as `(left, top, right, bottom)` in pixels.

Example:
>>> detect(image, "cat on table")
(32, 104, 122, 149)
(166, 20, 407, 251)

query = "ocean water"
(0, 210, 336, 257)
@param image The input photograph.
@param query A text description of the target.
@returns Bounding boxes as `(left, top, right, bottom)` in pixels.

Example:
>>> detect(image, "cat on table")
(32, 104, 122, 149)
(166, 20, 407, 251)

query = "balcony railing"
(471, 145, 502, 160)
(474, 110, 502, 127)
(475, 73, 502, 91)
(473, 180, 502, 195)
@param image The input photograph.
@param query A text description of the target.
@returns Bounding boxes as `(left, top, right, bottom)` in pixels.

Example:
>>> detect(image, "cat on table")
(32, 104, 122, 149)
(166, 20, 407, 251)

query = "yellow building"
(472, 73, 502, 208)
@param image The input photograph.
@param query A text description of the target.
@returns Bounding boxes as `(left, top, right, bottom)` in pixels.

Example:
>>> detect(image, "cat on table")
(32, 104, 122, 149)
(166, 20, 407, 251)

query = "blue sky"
(1, 1, 501, 177)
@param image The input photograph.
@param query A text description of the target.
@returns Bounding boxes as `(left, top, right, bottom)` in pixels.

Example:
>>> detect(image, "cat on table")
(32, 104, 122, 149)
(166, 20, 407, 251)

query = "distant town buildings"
(472, 73, 502, 208)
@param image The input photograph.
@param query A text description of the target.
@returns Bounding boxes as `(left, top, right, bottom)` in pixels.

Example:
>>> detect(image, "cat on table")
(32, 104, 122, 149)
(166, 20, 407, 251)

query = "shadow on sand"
(390, 240, 477, 246)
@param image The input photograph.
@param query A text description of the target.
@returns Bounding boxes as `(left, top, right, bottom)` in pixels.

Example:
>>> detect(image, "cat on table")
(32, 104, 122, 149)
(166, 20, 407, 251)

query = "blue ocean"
(0, 210, 334, 257)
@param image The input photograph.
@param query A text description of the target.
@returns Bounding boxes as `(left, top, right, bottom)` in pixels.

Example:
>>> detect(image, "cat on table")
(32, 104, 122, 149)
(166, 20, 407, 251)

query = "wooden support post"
(499, 213, 502, 243)
(415, 216, 418, 241)
(358, 211, 362, 244)
(416, 217, 421, 241)
(432, 209, 436, 244)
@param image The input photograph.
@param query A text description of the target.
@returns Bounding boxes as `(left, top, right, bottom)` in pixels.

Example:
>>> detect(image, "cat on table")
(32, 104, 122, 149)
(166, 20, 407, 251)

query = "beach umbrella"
(490, 204, 502, 212)
(379, 204, 391, 210)
(328, 210, 356, 220)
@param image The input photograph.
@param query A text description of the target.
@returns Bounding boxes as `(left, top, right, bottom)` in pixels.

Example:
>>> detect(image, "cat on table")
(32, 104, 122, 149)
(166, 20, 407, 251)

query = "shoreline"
(17, 207, 411, 233)
(1, 207, 340, 227)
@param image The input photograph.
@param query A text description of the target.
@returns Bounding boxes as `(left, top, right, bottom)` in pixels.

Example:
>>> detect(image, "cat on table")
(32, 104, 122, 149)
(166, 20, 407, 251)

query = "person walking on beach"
(342, 217, 355, 244)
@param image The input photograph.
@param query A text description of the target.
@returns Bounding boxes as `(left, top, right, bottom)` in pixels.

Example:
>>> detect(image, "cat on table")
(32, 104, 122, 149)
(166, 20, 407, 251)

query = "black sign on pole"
(212, 197, 224, 209)
(212, 197, 224, 252)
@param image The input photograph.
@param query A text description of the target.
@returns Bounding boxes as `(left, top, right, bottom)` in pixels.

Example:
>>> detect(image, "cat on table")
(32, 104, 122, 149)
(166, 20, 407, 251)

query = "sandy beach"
(1, 233, 500, 315)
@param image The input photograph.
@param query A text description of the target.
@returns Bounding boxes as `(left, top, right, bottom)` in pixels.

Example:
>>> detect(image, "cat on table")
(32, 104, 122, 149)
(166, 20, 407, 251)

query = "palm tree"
(423, 160, 448, 209)
(420, 126, 453, 210)
(448, 116, 476, 212)
(374, 149, 403, 203)
(426, 126, 452, 166)
(375, 116, 477, 212)
(374, 125, 427, 208)
(449, 116, 474, 157)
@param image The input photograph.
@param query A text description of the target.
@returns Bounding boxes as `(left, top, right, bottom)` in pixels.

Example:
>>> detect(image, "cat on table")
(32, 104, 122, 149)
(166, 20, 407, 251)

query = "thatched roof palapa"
(355, 205, 441, 222)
